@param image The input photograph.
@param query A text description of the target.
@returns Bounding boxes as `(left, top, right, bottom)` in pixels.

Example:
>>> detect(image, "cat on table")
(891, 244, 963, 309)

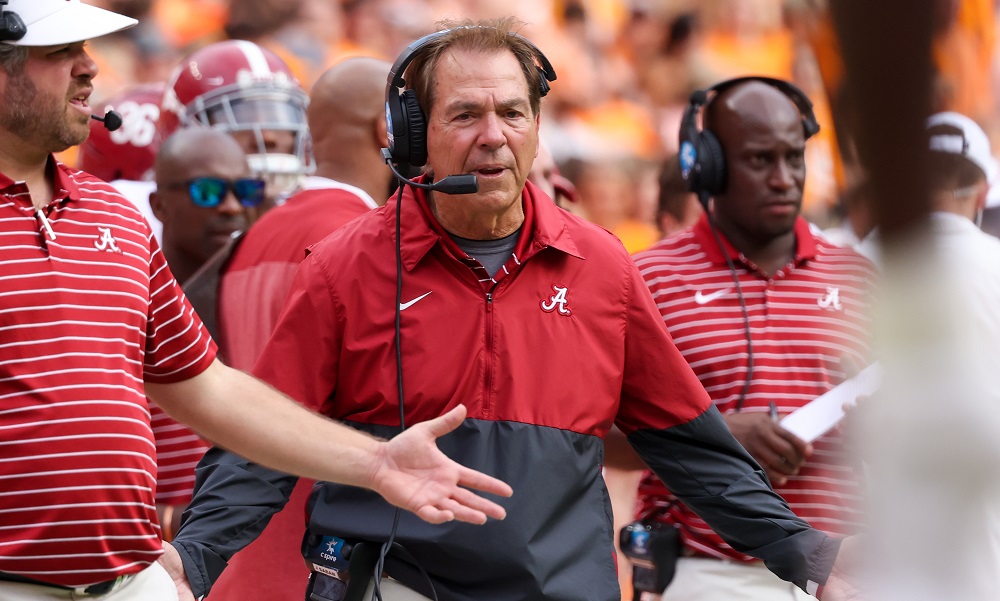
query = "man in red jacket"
(169, 18, 860, 601)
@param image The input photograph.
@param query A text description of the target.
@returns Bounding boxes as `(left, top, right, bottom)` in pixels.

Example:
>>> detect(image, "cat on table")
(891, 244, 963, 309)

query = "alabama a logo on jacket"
(541, 284, 572, 316)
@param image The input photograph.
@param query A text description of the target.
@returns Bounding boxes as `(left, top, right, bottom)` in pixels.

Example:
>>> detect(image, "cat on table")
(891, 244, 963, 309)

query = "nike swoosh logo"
(399, 291, 432, 311)
(694, 288, 730, 305)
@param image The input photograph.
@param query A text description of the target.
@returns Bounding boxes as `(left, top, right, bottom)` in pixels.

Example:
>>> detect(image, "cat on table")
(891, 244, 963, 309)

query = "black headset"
(678, 76, 819, 208)
(384, 27, 557, 168)
(0, 0, 26, 43)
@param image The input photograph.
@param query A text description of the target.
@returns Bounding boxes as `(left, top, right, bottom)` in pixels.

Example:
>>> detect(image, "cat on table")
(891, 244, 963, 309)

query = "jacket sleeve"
(627, 410, 840, 596)
(171, 446, 298, 599)
(616, 260, 839, 596)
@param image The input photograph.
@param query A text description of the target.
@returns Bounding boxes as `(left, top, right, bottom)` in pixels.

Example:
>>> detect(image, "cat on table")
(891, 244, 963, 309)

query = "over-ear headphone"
(678, 76, 819, 207)
(384, 27, 557, 167)
(0, 0, 26, 43)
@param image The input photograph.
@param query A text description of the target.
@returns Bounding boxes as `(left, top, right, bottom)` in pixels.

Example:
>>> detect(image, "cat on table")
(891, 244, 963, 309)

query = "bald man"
(627, 79, 876, 601)
(150, 129, 260, 286)
(177, 56, 394, 601)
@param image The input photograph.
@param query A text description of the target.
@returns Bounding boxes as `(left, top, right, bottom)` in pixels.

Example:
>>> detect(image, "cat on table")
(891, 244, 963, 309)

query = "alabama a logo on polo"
(817, 286, 843, 311)
(94, 227, 122, 253)
(541, 284, 572, 316)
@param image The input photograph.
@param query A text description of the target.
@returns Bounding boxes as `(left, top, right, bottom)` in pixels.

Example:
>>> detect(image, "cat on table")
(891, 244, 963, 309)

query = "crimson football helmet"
(160, 40, 312, 200)
(79, 83, 164, 182)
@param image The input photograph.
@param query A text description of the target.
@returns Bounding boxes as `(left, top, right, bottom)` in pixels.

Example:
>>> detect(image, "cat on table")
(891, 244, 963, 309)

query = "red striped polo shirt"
(148, 400, 209, 504)
(0, 159, 216, 587)
(632, 215, 876, 561)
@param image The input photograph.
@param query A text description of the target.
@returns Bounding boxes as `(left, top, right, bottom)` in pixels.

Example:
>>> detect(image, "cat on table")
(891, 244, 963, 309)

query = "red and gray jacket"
(173, 181, 839, 601)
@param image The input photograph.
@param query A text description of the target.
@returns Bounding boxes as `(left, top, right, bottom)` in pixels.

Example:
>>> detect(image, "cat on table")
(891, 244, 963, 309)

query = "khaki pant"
(639, 557, 812, 601)
(0, 563, 177, 601)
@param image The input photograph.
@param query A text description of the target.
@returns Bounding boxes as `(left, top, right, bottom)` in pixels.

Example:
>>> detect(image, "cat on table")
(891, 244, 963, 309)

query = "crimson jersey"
(0, 160, 216, 587)
(632, 215, 876, 561)
(219, 177, 378, 371)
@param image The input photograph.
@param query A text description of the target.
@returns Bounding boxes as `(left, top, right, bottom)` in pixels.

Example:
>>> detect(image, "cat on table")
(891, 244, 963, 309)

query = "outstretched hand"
(369, 404, 513, 524)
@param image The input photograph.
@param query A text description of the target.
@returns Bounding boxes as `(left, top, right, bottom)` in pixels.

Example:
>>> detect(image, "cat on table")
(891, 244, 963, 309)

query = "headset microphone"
(381, 148, 478, 195)
(91, 109, 123, 132)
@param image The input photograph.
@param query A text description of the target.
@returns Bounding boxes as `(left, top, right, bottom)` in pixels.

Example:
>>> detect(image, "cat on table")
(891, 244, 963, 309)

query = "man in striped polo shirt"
(628, 79, 877, 600)
(0, 2, 513, 600)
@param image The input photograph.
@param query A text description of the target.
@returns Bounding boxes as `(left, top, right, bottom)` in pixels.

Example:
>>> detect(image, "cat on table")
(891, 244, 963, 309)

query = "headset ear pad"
(401, 89, 428, 167)
(698, 129, 727, 196)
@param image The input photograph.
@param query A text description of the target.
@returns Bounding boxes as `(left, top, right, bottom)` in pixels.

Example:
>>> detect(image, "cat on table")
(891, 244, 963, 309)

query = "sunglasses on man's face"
(164, 177, 266, 208)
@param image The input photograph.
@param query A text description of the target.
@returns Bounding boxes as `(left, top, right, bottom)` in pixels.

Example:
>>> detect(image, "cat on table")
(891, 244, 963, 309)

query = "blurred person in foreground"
(0, 2, 511, 599)
(620, 77, 876, 601)
(202, 56, 395, 601)
(859, 111, 1000, 601)
(167, 17, 860, 601)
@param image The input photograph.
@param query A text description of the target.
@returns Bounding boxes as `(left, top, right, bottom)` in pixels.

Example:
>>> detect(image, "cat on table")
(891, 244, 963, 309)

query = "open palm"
(370, 405, 512, 524)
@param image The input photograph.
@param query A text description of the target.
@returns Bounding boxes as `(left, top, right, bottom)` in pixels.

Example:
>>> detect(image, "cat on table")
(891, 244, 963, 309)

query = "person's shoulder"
(63, 166, 148, 220)
(632, 228, 702, 267)
(285, 185, 373, 207)
(544, 207, 643, 272)
(306, 202, 387, 256)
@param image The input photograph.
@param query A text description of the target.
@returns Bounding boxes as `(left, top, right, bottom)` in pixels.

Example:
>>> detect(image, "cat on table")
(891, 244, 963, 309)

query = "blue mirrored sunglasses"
(168, 177, 266, 208)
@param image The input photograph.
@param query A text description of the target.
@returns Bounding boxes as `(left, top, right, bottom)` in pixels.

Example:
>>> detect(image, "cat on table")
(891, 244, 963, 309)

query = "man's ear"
(149, 189, 167, 222)
(975, 179, 990, 213)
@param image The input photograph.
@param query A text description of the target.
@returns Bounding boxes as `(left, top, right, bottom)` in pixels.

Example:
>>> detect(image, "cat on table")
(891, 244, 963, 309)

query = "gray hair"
(0, 43, 28, 75)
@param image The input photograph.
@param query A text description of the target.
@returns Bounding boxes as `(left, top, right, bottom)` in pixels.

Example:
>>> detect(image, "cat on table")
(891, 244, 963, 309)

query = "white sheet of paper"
(779, 362, 882, 443)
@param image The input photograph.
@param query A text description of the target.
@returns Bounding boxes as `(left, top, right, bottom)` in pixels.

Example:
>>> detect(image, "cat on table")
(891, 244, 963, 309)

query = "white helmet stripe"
(234, 40, 273, 78)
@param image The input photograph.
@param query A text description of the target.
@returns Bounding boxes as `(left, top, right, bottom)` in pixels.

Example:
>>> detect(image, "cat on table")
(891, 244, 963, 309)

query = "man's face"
(424, 47, 539, 214)
(0, 43, 98, 153)
(226, 129, 297, 156)
(711, 92, 806, 244)
(155, 143, 253, 267)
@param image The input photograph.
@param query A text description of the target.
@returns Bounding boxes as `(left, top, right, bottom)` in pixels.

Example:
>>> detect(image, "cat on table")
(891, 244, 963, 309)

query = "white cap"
(1, 0, 137, 47)
(927, 111, 998, 186)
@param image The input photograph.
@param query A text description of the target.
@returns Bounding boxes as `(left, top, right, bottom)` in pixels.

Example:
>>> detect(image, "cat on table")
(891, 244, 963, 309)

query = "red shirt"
(632, 215, 876, 561)
(149, 400, 210, 504)
(0, 160, 216, 586)
(254, 181, 709, 432)
(219, 178, 378, 371)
